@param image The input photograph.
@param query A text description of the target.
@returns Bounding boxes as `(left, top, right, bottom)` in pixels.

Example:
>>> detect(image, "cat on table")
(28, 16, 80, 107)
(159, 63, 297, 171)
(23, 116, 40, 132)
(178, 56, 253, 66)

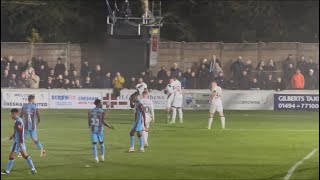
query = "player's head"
(138, 77, 143, 83)
(28, 95, 35, 103)
(142, 90, 149, 98)
(172, 75, 177, 80)
(94, 99, 102, 108)
(10, 108, 19, 119)
(211, 80, 217, 87)
(130, 92, 139, 103)
(169, 77, 174, 84)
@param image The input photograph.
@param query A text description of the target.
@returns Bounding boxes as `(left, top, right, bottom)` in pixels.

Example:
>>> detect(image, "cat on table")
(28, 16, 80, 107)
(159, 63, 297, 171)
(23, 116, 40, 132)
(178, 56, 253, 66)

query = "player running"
(1, 108, 37, 175)
(208, 81, 226, 130)
(88, 99, 114, 163)
(140, 91, 155, 147)
(20, 95, 45, 157)
(165, 78, 174, 123)
(169, 76, 183, 124)
(135, 77, 148, 96)
(128, 92, 146, 152)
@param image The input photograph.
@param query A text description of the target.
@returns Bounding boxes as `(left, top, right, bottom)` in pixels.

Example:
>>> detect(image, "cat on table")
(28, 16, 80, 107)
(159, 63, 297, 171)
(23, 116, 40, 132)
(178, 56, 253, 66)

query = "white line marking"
(1, 137, 9, 141)
(284, 148, 318, 180)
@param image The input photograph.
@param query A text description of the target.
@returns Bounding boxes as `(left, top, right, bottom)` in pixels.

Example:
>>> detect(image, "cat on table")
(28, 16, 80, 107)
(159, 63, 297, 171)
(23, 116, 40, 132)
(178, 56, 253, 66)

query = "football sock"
(171, 108, 177, 123)
(167, 113, 170, 121)
(130, 136, 135, 148)
(6, 159, 14, 173)
(178, 109, 183, 123)
(138, 136, 144, 149)
(26, 156, 35, 171)
(208, 118, 213, 129)
(142, 131, 147, 145)
(221, 116, 225, 129)
(145, 131, 149, 145)
(100, 143, 105, 156)
(92, 144, 98, 159)
(35, 140, 43, 150)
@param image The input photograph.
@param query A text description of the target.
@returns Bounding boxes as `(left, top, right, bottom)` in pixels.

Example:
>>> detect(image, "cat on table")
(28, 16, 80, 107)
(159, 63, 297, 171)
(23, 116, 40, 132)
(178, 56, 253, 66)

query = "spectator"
(1, 57, 6, 72)
(156, 66, 167, 80)
(32, 57, 41, 74)
(139, 71, 149, 85)
(274, 77, 286, 91)
(230, 56, 244, 82)
(56, 75, 64, 88)
(212, 63, 223, 77)
(183, 68, 192, 81)
(256, 61, 266, 71)
(284, 63, 295, 85)
(1, 69, 10, 87)
(163, 71, 171, 85)
(112, 72, 125, 97)
(10, 64, 20, 77)
(215, 72, 225, 88)
(225, 79, 237, 90)
(155, 79, 166, 91)
(73, 79, 82, 89)
(26, 70, 40, 89)
(39, 57, 49, 71)
(249, 78, 261, 90)
(296, 56, 308, 76)
(63, 79, 71, 89)
(209, 55, 222, 73)
(291, 68, 305, 89)
(68, 63, 76, 75)
(16, 73, 27, 88)
(91, 65, 104, 88)
(238, 70, 250, 90)
(7, 56, 17, 72)
(103, 72, 113, 88)
(187, 72, 200, 89)
(306, 57, 316, 73)
(265, 59, 277, 71)
(178, 72, 187, 89)
(305, 69, 317, 90)
(38, 65, 48, 88)
(198, 64, 210, 89)
(48, 69, 56, 82)
(63, 71, 69, 80)
(148, 78, 157, 90)
(9, 74, 18, 88)
(243, 60, 253, 76)
(81, 60, 91, 78)
(170, 63, 182, 77)
(126, 77, 136, 89)
(282, 54, 294, 72)
(263, 74, 274, 90)
(46, 77, 56, 89)
(69, 70, 80, 82)
(23, 60, 35, 77)
(83, 76, 93, 88)
(54, 57, 66, 76)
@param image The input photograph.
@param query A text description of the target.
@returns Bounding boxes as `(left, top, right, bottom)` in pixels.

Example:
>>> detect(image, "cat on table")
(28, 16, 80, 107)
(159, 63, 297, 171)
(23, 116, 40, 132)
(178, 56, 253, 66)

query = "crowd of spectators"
(1, 54, 319, 91)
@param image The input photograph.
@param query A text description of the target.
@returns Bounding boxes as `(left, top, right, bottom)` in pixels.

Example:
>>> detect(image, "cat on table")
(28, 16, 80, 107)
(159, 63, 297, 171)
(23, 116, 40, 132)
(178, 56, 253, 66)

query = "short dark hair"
(28, 95, 35, 101)
(94, 99, 102, 106)
(10, 108, 19, 113)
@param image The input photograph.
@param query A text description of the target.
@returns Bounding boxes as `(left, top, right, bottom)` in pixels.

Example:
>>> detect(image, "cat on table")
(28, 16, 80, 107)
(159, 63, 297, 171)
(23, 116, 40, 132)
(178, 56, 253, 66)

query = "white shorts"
(209, 100, 223, 114)
(166, 94, 174, 109)
(142, 116, 151, 130)
(172, 94, 183, 108)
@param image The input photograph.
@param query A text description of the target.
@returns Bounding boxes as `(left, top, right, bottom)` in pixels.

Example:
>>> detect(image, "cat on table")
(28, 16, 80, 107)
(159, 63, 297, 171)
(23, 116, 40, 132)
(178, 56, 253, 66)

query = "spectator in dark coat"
(46, 78, 56, 89)
(183, 68, 192, 81)
(284, 63, 295, 86)
(274, 77, 286, 91)
(1, 69, 10, 87)
(83, 76, 93, 88)
(8, 56, 18, 72)
(48, 69, 56, 82)
(265, 59, 277, 71)
(170, 63, 182, 77)
(103, 72, 113, 88)
(178, 72, 187, 89)
(296, 56, 308, 76)
(81, 61, 91, 79)
(249, 78, 261, 90)
(243, 60, 253, 76)
(148, 78, 157, 90)
(225, 79, 237, 90)
(198, 64, 210, 89)
(69, 70, 80, 83)
(157, 66, 167, 80)
(68, 63, 76, 75)
(91, 65, 104, 88)
(38, 65, 48, 88)
(306, 57, 316, 73)
(187, 72, 200, 89)
(230, 56, 244, 81)
(56, 75, 64, 88)
(8, 74, 18, 88)
(126, 77, 137, 89)
(238, 70, 250, 90)
(305, 69, 317, 90)
(282, 54, 294, 72)
(163, 71, 171, 85)
(39, 57, 49, 71)
(155, 79, 166, 91)
(215, 72, 225, 88)
(63, 71, 69, 80)
(63, 79, 71, 89)
(263, 74, 274, 90)
(1, 57, 6, 72)
(10, 64, 20, 77)
(54, 57, 66, 76)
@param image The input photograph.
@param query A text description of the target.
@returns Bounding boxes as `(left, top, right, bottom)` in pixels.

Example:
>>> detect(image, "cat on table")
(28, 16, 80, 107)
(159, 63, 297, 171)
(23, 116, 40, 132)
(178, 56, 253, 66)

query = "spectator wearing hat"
(291, 68, 305, 89)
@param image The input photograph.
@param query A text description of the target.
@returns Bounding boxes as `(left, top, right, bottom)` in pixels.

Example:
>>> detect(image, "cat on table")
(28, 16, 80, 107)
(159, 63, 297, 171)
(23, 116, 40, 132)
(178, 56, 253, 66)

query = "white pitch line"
(1, 137, 9, 141)
(283, 148, 318, 180)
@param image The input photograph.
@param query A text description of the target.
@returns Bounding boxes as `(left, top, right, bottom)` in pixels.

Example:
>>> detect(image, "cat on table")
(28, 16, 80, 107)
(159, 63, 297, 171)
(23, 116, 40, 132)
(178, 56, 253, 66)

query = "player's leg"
(129, 129, 136, 152)
(137, 131, 144, 152)
(91, 132, 99, 162)
(1, 143, 17, 174)
(171, 107, 177, 123)
(208, 104, 216, 130)
(166, 94, 173, 123)
(98, 133, 105, 161)
(142, 117, 150, 147)
(17, 130, 31, 158)
(30, 130, 45, 157)
(178, 107, 183, 123)
(20, 148, 36, 174)
(217, 101, 225, 129)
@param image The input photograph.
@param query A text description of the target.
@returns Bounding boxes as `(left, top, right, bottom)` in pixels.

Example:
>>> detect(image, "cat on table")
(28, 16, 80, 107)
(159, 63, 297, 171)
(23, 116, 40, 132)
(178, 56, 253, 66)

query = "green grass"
(1, 109, 319, 180)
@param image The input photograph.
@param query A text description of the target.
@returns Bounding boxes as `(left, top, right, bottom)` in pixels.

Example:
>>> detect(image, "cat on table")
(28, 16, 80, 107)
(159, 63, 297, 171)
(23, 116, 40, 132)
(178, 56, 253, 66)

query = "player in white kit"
(136, 78, 148, 96)
(208, 81, 225, 129)
(140, 91, 155, 147)
(165, 78, 174, 123)
(169, 76, 183, 124)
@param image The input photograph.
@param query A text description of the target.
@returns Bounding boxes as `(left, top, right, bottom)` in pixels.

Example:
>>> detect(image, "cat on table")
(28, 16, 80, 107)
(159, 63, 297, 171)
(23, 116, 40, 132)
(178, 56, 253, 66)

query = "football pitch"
(1, 109, 319, 180)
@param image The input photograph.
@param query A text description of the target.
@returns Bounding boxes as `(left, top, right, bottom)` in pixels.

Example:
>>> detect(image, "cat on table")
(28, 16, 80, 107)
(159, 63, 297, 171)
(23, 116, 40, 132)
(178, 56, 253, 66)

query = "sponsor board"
(1, 91, 49, 108)
(50, 92, 102, 109)
(274, 94, 319, 111)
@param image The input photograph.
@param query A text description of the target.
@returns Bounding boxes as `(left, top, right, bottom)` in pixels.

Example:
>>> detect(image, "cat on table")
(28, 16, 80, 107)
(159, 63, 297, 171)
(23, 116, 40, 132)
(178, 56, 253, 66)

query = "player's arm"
(20, 107, 24, 119)
(36, 109, 41, 125)
(15, 121, 24, 143)
(138, 104, 147, 129)
(102, 112, 114, 129)
(88, 111, 91, 128)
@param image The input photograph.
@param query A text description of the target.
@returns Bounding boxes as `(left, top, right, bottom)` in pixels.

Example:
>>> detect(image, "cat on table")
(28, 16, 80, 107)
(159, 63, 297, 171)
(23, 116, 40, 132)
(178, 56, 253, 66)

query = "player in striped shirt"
(1, 108, 36, 175)
(128, 92, 146, 152)
(88, 99, 114, 163)
(140, 91, 155, 147)
(20, 95, 45, 157)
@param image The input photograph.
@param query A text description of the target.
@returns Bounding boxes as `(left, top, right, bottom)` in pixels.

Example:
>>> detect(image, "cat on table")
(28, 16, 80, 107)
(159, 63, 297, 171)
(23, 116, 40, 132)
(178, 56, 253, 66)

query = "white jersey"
(140, 98, 155, 126)
(210, 86, 222, 102)
(136, 82, 147, 95)
(171, 80, 182, 94)
(165, 83, 174, 95)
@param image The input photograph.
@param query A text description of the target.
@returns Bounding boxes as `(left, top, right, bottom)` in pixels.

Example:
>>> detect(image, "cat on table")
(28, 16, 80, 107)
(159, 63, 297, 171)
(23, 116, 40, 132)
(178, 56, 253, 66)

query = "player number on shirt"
(91, 118, 99, 126)
(144, 106, 150, 113)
